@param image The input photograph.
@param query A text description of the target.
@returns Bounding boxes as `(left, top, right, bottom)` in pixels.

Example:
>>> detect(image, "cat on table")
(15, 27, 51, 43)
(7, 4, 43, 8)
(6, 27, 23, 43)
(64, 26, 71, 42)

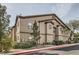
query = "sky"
(2, 3, 79, 27)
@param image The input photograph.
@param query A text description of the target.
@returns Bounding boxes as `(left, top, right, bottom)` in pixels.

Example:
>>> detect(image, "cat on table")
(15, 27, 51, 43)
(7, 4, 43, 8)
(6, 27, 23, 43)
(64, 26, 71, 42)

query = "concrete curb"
(9, 43, 79, 55)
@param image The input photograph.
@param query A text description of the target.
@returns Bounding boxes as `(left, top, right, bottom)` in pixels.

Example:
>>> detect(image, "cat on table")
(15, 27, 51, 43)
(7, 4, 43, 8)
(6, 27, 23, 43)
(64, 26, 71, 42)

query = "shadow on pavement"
(55, 45, 79, 51)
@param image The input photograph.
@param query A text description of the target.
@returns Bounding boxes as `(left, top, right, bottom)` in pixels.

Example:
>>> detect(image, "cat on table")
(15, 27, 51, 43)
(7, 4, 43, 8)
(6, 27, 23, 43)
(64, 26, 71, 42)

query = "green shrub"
(73, 38, 79, 43)
(52, 40, 64, 45)
(14, 41, 36, 49)
(13, 43, 21, 49)
(45, 42, 52, 45)
(65, 40, 72, 44)
(2, 38, 12, 53)
(65, 40, 71, 44)
(0, 41, 3, 52)
(0, 37, 12, 53)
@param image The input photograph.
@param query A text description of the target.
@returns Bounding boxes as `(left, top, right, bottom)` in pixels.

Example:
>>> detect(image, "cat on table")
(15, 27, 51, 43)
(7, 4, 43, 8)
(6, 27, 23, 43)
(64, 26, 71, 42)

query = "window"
(28, 36, 32, 41)
(53, 27, 56, 33)
(17, 36, 20, 42)
(29, 36, 32, 40)
(28, 23, 32, 29)
(60, 28, 63, 34)
(49, 24, 52, 29)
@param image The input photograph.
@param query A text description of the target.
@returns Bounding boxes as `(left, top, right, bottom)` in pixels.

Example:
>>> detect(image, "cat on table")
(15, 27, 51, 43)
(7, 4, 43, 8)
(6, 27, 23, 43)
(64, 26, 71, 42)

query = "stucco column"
(56, 25, 59, 40)
(38, 22, 40, 44)
(45, 22, 47, 44)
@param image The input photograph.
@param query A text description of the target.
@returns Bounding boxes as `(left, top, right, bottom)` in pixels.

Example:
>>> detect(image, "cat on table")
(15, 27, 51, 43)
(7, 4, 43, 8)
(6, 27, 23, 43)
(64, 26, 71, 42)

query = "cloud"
(51, 3, 73, 18)
(2, 3, 75, 26)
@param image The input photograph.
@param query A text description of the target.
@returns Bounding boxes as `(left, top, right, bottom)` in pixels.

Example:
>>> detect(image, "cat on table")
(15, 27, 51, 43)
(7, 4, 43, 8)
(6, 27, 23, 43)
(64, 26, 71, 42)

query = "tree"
(74, 32, 79, 38)
(67, 20, 79, 30)
(66, 20, 79, 41)
(2, 36, 12, 53)
(0, 4, 10, 52)
(31, 20, 40, 45)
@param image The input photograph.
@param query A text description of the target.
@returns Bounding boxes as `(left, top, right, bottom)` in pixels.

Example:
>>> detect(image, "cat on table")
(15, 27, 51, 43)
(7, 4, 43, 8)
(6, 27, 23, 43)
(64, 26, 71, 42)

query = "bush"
(0, 41, 3, 52)
(52, 40, 64, 45)
(65, 40, 72, 44)
(65, 39, 75, 44)
(45, 42, 52, 45)
(2, 37, 12, 53)
(73, 38, 79, 43)
(0, 37, 12, 53)
(14, 41, 36, 49)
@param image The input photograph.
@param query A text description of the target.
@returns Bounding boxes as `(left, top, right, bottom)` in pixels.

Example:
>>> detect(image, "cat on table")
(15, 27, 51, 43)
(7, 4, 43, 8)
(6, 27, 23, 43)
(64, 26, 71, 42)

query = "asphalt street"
(29, 44, 79, 55)
(56, 44, 79, 55)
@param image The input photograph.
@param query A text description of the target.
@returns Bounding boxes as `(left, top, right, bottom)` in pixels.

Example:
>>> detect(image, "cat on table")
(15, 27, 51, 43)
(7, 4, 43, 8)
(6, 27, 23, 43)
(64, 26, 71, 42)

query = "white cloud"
(51, 3, 73, 18)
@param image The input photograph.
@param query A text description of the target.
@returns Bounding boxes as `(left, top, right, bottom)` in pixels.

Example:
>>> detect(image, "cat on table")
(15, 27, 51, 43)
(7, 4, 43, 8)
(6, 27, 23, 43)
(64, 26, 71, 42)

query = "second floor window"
(28, 23, 32, 30)
(60, 28, 63, 34)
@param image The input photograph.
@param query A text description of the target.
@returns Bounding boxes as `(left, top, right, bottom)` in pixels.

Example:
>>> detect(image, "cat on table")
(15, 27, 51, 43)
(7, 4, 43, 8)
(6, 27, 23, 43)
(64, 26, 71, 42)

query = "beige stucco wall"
(16, 17, 20, 43)
(39, 35, 45, 44)
(20, 16, 53, 32)
(11, 27, 15, 42)
(20, 33, 31, 42)
(19, 15, 54, 43)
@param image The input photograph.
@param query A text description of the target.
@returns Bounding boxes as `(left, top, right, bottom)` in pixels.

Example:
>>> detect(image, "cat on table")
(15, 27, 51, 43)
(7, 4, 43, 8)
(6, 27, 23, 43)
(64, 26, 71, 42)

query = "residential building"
(11, 13, 71, 44)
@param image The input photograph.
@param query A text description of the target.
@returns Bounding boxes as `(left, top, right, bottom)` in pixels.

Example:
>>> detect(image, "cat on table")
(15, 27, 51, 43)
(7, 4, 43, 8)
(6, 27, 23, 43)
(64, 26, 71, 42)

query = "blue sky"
(2, 3, 79, 26)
